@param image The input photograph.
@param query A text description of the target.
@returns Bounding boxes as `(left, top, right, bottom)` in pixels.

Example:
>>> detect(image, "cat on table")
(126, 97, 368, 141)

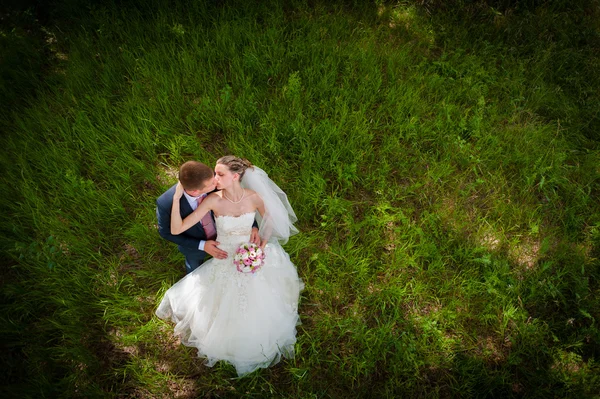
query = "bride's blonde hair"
(216, 156, 253, 182)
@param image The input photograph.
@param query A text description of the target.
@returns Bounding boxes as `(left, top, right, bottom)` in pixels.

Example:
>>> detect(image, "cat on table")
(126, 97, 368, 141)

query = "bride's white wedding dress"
(156, 212, 303, 376)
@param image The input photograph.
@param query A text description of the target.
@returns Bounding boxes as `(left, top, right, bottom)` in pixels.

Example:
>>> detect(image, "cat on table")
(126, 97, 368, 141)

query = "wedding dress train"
(156, 212, 303, 376)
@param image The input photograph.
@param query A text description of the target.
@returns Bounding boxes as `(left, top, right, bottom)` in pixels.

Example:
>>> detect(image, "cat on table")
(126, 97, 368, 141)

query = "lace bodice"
(214, 212, 255, 251)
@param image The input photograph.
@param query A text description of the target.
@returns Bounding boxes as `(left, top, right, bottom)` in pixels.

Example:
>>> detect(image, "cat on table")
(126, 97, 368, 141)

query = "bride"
(155, 156, 303, 376)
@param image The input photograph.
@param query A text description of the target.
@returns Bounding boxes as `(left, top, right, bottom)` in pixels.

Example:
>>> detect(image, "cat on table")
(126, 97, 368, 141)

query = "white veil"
(241, 166, 298, 245)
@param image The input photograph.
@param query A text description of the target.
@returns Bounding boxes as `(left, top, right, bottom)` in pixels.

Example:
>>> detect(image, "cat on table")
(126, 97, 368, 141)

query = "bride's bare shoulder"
(206, 191, 223, 201)
(245, 189, 263, 203)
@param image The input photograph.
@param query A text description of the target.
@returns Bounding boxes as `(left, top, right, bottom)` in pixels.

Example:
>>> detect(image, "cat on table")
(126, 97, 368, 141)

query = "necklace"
(223, 189, 245, 204)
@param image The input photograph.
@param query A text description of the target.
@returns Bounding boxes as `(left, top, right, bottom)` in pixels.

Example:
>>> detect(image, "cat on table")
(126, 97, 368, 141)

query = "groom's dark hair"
(179, 161, 214, 190)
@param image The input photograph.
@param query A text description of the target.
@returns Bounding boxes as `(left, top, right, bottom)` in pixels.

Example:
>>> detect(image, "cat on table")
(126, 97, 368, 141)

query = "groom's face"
(185, 177, 216, 197)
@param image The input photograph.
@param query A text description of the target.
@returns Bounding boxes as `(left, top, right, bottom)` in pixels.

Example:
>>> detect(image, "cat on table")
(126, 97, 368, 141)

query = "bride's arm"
(170, 183, 214, 235)
(256, 197, 266, 219)
(251, 193, 269, 247)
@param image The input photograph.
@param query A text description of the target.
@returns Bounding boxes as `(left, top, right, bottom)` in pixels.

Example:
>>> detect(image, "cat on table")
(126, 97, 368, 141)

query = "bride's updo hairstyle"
(217, 156, 253, 182)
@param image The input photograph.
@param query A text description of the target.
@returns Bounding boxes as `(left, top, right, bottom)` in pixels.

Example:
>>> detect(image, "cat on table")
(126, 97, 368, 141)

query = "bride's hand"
(259, 237, 267, 249)
(174, 181, 185, 200)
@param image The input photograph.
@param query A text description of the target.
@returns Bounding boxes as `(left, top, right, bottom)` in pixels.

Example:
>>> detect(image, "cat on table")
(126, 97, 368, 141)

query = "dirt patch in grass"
(509, 237, 541, 272)
(156, 163, 178, 187)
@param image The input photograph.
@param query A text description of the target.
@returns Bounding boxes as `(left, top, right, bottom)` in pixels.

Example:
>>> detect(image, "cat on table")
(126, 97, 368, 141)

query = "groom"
(156, 160, 259, 273)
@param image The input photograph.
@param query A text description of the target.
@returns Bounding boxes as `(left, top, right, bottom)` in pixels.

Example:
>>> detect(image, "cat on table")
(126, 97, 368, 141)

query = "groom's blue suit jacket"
(156, 184, 209, 252)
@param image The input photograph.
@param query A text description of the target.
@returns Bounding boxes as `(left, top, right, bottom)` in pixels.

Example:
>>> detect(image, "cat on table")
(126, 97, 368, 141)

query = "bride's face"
(215, 164, 238, 190)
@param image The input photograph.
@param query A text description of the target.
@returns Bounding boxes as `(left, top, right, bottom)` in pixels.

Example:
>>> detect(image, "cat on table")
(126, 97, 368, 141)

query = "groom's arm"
(156, 202, 203, 250)
(249, 219, 260, 244)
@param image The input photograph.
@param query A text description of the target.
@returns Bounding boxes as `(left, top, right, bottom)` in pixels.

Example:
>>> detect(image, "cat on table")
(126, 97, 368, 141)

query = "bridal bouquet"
(234, 243, 265, 274)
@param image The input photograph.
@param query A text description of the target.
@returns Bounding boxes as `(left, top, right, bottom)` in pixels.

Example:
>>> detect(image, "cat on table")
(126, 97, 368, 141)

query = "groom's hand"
(204, 241, 227, 259)
(249, 227, 260, 245)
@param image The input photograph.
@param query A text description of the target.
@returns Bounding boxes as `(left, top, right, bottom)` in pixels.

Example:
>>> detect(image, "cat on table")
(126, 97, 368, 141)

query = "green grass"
(1, 0, 599, 397)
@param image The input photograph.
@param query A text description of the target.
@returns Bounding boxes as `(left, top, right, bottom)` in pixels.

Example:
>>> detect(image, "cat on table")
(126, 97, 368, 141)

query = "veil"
(241, 166, 298, 245)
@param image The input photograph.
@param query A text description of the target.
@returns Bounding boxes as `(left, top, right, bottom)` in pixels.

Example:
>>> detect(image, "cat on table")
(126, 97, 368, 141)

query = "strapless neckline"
(214, 212, 254, 220)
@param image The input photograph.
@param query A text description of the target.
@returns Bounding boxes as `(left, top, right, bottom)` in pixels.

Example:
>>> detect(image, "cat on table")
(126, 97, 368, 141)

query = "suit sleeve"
(156, 201, 202, 250)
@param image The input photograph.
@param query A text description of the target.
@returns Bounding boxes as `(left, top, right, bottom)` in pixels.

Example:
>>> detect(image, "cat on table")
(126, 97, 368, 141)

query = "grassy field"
(1, 0, 599, 397)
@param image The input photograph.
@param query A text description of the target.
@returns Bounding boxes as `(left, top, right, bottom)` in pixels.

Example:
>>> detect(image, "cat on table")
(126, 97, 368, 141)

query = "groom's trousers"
(179, 246, 206, 274)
